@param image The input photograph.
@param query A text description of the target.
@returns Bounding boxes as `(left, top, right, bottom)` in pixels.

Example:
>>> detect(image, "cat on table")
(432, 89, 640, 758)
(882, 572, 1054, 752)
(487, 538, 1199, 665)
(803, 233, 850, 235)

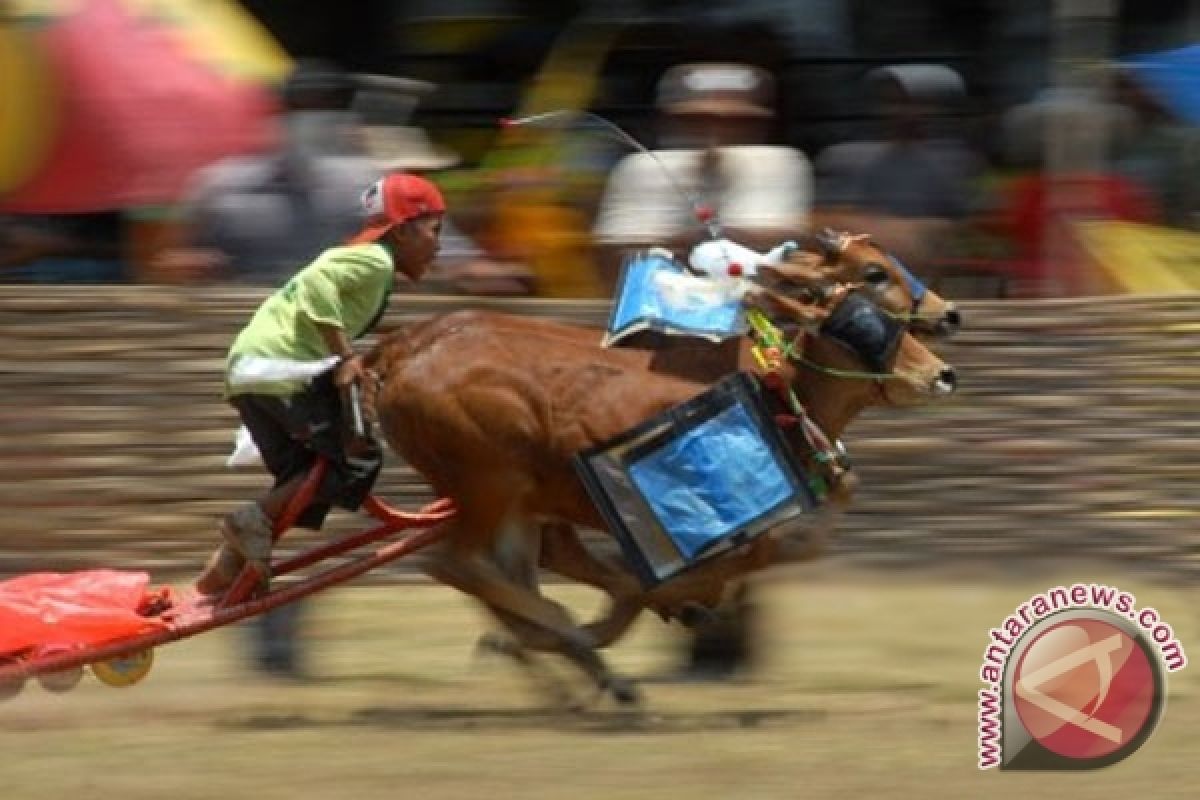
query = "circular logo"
(1012, 615, 1161, 763)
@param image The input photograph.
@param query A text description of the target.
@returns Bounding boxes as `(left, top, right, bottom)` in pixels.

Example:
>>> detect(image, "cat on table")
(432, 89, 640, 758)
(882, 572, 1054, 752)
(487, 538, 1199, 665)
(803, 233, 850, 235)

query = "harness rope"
(880, 308, 944, 325)
(745, 233, 931, 497)
(744, 309, 853, 501)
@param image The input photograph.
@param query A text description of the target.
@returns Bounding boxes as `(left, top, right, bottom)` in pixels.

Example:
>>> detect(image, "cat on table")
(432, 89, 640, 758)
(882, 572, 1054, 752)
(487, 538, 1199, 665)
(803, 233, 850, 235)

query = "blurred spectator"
(462, 8, 618, 299)
(813, 64, 983, 271)
(475, 164, 595, 297)
(161, 60, 506, 294)
(593, 61, 813, 291)
(0, 212, 126, 283)
(854, 65, 979, 219)
(155, 59, 376, 286)
(592, 61, 812, 678)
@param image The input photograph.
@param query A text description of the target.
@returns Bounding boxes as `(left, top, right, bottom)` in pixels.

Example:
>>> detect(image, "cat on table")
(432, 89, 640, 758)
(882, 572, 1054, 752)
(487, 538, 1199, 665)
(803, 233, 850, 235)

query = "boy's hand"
(334, 354, 367, 387)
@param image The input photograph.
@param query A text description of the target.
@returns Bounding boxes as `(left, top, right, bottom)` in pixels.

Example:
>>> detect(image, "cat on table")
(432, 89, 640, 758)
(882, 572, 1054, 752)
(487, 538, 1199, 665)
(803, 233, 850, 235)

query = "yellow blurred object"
(4, 0, 291, 83)
(491, 191, 603, 298)
(0, 22, 58, 194)
(1074, 220, 1200, 294)
(122, 0, 292, 82)
(476, 18, 619, 298)
(0, 0, 288, 200)
(482, 17, 617, 172)
(4, 0, 85, 15)
(403, 14, 520, 53)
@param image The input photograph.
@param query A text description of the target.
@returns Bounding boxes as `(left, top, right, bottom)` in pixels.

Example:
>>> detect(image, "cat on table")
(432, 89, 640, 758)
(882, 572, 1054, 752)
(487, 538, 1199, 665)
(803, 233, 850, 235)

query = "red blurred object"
(1000, 173, 1158, 292)
(727, 262, 743, 277)
(0, 0, 278, 213)
(0, 570, 167, 657)
(0, 459, 457, 689)
(694, 204, 715, 223)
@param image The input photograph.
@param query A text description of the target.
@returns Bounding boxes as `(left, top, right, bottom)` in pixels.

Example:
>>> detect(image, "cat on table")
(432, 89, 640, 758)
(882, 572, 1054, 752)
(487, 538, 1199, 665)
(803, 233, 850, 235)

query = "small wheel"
(92, 649, 154, 688)
(38, 666, 84, 693)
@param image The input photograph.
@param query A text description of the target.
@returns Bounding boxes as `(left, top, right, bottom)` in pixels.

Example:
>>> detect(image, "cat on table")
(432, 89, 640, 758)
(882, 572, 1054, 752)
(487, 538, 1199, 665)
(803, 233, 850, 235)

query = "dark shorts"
(230, 371, 383, 530)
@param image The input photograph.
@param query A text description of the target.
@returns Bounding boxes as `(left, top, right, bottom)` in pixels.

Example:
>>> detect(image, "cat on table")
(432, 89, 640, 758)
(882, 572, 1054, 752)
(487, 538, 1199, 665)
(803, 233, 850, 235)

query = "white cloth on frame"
(224, 354, 341, 467)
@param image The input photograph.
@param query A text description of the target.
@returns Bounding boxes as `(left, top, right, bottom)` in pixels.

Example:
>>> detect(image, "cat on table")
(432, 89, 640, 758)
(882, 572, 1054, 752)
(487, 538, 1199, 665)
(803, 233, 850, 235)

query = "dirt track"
(1, 569, 1196, 799)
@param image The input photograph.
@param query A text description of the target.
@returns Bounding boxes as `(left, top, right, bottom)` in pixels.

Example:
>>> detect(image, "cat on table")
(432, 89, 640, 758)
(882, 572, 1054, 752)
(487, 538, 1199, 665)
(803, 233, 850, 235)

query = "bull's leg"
(537, 523, 646, 648)
(475, 519, 640, 706)
(437, 552, 641, 706)
(480, 518, 577, 654)
(484, 519, 646, 652)
(472, 623, 576, 709)
(421, 507, 639, 706)
(492, 516, 542, 592)
(474, 520, 584, 706)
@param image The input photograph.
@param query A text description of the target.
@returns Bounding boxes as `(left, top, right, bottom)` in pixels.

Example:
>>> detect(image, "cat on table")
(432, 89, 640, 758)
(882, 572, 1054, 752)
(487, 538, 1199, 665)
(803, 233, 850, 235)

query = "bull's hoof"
(606, 676, 643, 707)
(474, 631, 520, 661)
(678, 603, 719, 629)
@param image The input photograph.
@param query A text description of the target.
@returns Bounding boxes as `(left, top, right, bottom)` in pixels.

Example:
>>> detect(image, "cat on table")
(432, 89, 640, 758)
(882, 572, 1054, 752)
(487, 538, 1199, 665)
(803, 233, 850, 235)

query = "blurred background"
(5, 0, 1200, 296)
(2, 3, 1199, 797)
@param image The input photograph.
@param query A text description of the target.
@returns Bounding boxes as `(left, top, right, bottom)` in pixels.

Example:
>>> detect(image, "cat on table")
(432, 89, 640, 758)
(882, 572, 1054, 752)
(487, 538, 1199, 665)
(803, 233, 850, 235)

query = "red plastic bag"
(0, 569, 168, 657)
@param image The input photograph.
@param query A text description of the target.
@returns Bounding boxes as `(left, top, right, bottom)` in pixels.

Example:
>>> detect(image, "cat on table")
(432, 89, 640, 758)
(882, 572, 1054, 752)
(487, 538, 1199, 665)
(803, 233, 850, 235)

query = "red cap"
(349, 173, 446, 244)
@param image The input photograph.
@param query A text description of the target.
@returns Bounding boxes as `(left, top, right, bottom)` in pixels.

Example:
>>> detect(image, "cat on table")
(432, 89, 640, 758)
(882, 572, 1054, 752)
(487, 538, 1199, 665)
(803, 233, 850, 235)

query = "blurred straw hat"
(360, 125, 461, 171)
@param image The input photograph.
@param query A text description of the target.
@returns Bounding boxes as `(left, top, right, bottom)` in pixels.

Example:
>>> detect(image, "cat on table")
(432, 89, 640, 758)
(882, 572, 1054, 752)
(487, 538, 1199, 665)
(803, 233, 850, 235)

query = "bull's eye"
(863, 262, 889, 287)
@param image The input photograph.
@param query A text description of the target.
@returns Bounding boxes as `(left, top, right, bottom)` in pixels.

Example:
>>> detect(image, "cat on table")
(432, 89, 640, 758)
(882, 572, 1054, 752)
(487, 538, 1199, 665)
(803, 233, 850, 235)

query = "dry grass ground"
(1, 564, 1196, 800)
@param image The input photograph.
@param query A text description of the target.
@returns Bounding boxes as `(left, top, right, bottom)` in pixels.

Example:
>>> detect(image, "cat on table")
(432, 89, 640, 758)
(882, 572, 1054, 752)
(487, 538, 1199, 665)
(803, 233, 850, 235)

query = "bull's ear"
(815, 227, 842, 256)
(817, 228, 874, 259)
(745, 286, 829, 329)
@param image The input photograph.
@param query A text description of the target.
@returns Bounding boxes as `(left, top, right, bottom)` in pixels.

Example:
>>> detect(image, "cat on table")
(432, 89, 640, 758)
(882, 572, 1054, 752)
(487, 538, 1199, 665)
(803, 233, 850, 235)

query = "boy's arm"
(315, 321, 366, 387)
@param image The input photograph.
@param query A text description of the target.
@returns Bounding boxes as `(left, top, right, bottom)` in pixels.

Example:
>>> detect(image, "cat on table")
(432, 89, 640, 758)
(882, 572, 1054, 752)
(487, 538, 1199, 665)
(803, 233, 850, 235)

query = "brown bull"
(482, 232, 962, 654)
(367, 286, 956, 704)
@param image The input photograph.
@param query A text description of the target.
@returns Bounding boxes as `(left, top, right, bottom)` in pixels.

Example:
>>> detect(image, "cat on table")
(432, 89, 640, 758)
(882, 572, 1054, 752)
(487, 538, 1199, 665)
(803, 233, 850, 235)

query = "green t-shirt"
(225, 243, 395, 397)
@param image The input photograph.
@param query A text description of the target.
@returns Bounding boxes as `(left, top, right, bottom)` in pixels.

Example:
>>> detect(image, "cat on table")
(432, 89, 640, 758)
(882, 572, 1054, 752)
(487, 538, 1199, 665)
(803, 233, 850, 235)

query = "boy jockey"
(196, 172, 445, 594)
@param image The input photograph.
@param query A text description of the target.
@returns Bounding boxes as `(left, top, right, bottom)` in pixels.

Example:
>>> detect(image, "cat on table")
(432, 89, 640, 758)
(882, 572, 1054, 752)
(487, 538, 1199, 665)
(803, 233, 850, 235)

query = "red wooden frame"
(0, 458, 456, 685)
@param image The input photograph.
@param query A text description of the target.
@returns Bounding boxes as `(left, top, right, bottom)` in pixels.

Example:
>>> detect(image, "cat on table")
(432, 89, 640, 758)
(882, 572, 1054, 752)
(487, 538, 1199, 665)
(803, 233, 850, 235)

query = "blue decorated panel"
(606, 251, 745, 345)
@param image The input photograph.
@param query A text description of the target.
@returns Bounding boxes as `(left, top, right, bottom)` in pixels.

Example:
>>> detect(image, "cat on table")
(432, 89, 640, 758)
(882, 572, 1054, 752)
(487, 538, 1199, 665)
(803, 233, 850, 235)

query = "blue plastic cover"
(606, 251, 745, 345)
(1123, 45, 1200, 125)
(627, 402, 794, 560)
